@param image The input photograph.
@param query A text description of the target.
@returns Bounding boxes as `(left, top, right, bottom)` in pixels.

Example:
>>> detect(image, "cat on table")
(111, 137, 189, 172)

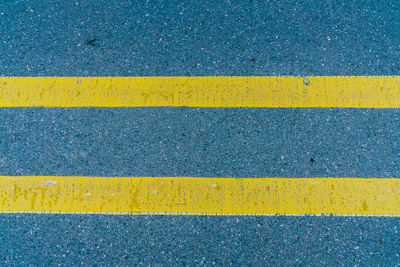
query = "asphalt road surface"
(0, 0, 399, 265)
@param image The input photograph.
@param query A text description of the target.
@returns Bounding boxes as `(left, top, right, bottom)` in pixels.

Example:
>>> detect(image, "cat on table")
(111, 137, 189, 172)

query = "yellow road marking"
(0, 76, 400, 107)
(1, 176, 399, 216)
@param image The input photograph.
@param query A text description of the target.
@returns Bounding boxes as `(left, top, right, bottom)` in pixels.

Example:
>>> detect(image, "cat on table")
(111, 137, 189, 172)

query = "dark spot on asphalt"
(378, 237, 384, 244)
(251, 57, 256, 63)
(86, 38, 99, 47)
(310, 158, 315, 162)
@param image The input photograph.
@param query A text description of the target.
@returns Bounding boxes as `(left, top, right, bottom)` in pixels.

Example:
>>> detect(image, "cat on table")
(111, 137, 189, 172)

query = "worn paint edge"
(1, 76, 400, 108)
(1, 176, 400, 216)
(0, 211, 400, 217)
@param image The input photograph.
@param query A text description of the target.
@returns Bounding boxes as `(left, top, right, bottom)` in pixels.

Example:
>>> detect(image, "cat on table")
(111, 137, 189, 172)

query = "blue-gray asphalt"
(1, 0, 400, 265)
(1, 215, 399, 266)
(1, 108, 399, 178)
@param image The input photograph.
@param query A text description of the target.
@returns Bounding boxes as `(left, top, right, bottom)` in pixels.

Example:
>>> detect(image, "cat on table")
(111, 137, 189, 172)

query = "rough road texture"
(0, 0, 399, 265)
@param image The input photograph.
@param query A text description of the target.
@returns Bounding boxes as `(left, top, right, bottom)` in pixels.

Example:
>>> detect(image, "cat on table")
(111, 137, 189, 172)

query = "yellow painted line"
(0, 76, 400, 107)
(1, 176, 399, 216)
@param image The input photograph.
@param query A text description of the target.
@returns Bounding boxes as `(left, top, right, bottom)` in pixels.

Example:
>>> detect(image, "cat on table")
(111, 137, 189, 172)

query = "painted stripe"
(1, 176, 399, 216)
(1, 77, 400, 108)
